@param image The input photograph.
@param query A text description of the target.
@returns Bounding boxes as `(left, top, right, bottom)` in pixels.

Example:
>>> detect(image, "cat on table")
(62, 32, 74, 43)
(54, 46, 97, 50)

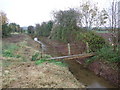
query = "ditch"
(36, 38, 117, 88)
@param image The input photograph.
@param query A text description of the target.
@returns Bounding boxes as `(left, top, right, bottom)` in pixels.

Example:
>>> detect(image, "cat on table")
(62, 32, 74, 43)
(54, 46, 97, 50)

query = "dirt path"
(2, 34, 85, 88)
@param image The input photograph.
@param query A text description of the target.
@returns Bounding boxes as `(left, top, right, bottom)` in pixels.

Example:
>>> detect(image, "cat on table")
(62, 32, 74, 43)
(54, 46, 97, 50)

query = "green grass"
(2, 43, 20, 58)
(3, 43, 18, 51)
(35, 58, 68, 67)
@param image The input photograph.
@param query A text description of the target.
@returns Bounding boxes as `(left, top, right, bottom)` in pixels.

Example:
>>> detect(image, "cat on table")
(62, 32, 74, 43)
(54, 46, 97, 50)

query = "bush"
(97, 47, 120, 62)
(86, 46, 120, 63)
(82, 31, 106, 52)
(2, 24, 12, 37)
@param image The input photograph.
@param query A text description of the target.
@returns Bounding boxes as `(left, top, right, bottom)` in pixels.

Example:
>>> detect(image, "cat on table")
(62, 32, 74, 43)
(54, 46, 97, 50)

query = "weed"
(31, 52, 39, 61)
(3, 50, 14, 57)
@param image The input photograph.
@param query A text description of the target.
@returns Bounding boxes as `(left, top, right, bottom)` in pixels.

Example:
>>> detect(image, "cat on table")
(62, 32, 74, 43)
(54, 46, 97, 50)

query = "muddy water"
(35, 39, 116, 88)
(65, 60, 116, 88)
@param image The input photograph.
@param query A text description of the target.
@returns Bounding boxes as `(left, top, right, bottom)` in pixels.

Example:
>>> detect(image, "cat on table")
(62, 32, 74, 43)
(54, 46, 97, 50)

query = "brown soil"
(3, 62, 84, 88)
(2, 34, 85, 88)
(3, 34, 26, 43)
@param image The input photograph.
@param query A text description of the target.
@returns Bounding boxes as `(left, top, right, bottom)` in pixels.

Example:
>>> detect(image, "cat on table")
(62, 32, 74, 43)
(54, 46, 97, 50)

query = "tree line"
(0, 11, 25, 37)
(26, 2, 109, 52)
(27, 20, 53, 37)
(1, 1, 119, 52)
(28, 2, 109, 38)
(27, 1, 119, 52)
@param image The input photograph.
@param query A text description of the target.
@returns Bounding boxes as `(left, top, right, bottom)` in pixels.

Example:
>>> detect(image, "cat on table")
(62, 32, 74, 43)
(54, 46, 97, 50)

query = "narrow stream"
(65, 60, 116, 88)
(34, 38, 116, 88)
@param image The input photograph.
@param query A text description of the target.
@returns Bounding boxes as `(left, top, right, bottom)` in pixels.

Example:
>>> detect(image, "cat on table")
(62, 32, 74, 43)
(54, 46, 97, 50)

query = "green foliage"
(54, 9, 79, 27)
(9, 23, 21, 33)
(86, 46, 120, 63)
(2, 24, 12, 37)
(35, 21, 53, 37)
(50, 26, 69, 42)
(50, 9, 79, 42)
(82, 31, 106, 52)
(31, 52, 39, 61)
(2, 22, 21, 37)
(35, 59, 67, 67)
(28, 25, 34, 35)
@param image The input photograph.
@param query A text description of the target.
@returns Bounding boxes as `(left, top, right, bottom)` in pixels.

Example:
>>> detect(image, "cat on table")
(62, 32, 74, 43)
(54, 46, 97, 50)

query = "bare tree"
(78, 2, 108, 29)
(109, 0, 119, 51)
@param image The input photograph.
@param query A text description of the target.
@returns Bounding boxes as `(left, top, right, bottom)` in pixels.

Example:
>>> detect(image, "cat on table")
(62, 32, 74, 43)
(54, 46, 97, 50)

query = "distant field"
(95, 31, 109, 33)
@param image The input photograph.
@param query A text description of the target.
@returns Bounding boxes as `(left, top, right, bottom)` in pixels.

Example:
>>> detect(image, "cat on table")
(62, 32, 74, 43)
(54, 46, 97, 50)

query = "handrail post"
(68, 43, 71, 55)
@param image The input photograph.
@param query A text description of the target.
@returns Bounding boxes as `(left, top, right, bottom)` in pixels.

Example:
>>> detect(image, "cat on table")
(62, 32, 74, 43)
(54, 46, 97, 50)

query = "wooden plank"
(47, 53, 94, 60)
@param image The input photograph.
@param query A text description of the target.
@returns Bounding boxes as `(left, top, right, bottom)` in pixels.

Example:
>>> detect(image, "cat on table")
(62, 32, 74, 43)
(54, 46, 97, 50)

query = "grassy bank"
(2, 34, 85, 88)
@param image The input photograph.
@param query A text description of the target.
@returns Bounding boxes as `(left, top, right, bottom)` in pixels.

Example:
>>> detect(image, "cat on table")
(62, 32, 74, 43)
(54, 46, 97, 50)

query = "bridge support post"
(41, 45, 43, 58)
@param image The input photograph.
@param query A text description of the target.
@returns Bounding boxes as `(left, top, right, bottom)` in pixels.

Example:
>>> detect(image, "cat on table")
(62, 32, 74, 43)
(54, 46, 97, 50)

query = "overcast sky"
(0, 0, 120, 27)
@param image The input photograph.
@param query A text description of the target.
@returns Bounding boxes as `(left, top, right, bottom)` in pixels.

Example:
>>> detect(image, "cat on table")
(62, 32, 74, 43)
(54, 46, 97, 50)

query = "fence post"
(86, 42, 89, 53)
(68, 43, 71, 55)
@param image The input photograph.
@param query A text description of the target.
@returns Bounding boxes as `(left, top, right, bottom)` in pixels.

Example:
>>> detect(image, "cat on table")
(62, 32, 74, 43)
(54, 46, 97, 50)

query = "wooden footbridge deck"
(47, 53, 95, 60)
